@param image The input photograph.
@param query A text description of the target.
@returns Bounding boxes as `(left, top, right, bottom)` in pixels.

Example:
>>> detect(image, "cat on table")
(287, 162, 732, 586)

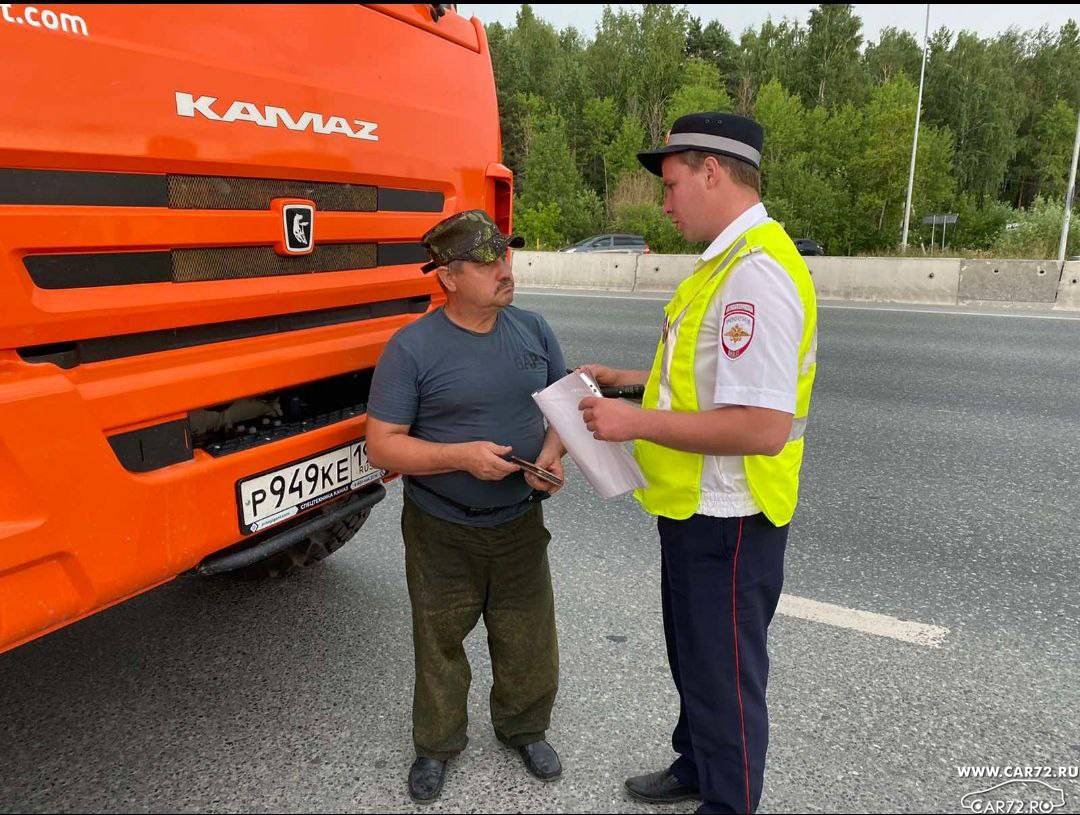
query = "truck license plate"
(236, 440, 384, 534)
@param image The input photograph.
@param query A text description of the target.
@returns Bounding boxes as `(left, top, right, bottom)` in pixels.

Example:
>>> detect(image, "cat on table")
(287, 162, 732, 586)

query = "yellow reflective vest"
(633, 219, 817, 526)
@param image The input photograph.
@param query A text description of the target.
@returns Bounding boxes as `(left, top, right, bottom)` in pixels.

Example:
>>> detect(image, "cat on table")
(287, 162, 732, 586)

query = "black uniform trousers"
(659, 511, 788, 814)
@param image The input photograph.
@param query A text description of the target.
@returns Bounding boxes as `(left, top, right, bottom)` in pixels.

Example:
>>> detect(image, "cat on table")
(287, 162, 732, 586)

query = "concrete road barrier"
(1054, 261, 1080, 311)
(958, 259, 1060, 303)
(513, 251, 1077, 308)
(511, 250, 636, 291)
(633, 253, 698, 292)
(807, 256, 961, 305)
(631, 255, 962, 304)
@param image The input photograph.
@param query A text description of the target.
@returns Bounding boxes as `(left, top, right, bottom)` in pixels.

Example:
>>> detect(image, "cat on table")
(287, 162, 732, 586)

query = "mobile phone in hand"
(509, 456, 564, 487)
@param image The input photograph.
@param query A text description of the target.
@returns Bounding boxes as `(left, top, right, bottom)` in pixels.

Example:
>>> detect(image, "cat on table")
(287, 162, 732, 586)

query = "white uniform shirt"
(657, 203, 804, 518)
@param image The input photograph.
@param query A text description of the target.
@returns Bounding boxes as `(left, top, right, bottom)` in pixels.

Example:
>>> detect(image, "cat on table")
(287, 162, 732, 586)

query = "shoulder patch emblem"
(722, 301, 755, 359)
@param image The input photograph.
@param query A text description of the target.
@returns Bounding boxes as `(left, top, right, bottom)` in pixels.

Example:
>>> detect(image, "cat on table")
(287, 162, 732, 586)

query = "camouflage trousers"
(402, 495, 559, 761)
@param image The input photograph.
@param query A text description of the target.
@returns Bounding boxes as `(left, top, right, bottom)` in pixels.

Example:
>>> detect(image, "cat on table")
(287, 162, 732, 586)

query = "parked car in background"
(795, 238, 826, 256)
(561, 234, 650, 254)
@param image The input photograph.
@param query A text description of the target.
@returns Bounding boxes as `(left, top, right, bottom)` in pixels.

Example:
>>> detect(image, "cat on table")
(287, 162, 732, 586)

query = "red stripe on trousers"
(732, 517, 751, 814)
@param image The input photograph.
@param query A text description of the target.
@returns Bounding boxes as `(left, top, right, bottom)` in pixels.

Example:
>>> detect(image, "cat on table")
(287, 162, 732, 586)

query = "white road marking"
(777, 593, 949, 648)
(517, 287, 668, 302)
(818, 302, 1080, 320)
(516, 288, 1080, 320)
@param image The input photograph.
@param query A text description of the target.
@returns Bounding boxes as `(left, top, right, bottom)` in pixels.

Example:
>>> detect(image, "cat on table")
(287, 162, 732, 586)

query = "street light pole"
(1058, 106, 1080, 264)
(901, 4, 931, 251)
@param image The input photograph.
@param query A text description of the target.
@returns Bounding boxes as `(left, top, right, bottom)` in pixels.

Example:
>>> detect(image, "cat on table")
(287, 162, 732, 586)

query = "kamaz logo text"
(175, 92, 379, 142)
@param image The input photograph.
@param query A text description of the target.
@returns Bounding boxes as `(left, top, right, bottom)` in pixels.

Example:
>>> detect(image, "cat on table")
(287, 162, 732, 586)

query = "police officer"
(579, 112, 818, 814)
(366, 210, 567, 803)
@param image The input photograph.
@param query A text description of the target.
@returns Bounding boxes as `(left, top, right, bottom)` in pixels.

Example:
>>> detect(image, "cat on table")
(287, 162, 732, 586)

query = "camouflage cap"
(420, 209, 525, 273)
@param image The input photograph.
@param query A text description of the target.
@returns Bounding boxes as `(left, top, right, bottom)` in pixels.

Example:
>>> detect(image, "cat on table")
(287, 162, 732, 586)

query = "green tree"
(763, 156, 850, 252)
(580, 98, 645, 216)
(606, 116, 647, 195)
(586, 5, 691, 144)
(551, 27, 596, 175)
(797, 4, 867, 108)
(754, 79, 809, 167)
(951, 195, 1012, 250)
(863, 27, 923, 85)
(923, 30, 1024, 202)
(733, 19, 804, 115)
(515, 200, 564, 250)
(582, 96, 619, 198)
(519, 110, 575, 208)
(519, 108, 600, 246)
(1032, 100, 1078, 201)
(1023, 21, 1080, 115)
(995, 22, 1080, 207)
(664, 58, 733, 131)
(583, 6, 637, 110)
(488, 6, 593, 180)
(851, 78, 955, 250)
(686, 18, 739, 91)
(755, 81, 857, 252)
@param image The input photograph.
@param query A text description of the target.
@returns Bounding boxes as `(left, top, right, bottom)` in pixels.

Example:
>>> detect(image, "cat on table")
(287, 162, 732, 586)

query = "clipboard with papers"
(531, 371, 646, 499)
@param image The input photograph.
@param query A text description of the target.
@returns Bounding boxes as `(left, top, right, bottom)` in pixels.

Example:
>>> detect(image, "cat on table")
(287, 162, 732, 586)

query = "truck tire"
(229, 505, 371, 579)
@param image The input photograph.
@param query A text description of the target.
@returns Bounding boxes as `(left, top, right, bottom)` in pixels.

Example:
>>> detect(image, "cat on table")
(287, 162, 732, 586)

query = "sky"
(459, 4, 1079, 43)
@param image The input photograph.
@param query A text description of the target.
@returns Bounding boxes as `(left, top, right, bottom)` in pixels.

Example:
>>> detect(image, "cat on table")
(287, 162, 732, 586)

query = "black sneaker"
(517, 740, 563, 781)
(408, 756, 447, 803)
(625, 769, 701, 803)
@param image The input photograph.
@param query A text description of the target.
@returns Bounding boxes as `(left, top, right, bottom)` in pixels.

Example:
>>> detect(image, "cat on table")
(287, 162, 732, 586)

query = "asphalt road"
(1, 291, 1078, 814)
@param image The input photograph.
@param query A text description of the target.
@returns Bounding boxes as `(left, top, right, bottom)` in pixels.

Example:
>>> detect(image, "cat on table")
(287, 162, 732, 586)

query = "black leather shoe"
(625, 769, 701, 803)
(408, 756, 447, 803)
(517, 740, 562, 781)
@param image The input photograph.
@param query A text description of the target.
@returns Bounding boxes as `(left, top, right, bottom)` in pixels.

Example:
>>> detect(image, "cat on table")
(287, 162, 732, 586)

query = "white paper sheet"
(532, 372, 646, 499)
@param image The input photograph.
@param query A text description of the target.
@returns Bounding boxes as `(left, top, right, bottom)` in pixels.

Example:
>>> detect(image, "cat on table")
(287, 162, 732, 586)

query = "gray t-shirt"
(368, 305, 566, 527)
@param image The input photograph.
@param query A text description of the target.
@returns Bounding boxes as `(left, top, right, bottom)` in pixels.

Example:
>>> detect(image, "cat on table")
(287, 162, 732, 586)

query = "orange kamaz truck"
(0, 3, 514, 653)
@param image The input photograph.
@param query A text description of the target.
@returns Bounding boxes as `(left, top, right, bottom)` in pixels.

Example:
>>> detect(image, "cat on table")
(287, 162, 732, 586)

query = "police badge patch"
(722, 301, 755, 359)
